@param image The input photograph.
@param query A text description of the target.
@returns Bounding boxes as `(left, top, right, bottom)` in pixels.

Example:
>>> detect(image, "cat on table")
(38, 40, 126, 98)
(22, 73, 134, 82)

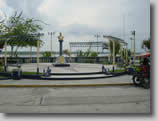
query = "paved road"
(2, 63, 132, 85)
(0, 63, 150, 113)
(0, 86, 150, 113)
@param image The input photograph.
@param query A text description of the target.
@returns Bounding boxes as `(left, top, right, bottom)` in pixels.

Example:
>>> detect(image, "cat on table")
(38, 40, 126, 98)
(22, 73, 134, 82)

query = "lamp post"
(112, 40, 115, 72)
(36, 33, 44, 74)
(4, 41, 7, 72)
(37, 39, 40, 74)
(94, 33, 101, 54)
(48, 32, 55, 57)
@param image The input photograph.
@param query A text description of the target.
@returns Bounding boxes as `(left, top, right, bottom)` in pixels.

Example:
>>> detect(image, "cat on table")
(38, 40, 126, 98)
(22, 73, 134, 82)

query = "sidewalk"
(0, 75, 133, 86)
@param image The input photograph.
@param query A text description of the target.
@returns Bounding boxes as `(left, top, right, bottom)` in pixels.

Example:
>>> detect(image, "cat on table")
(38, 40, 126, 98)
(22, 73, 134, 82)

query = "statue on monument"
(53, 32, 70, 67)
(58, 32, 64, 40)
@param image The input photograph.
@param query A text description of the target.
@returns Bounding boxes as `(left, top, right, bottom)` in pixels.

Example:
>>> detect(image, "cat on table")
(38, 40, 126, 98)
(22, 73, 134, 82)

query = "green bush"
(85, 59, 96, 63)
(76, 50, 98, 57)
(90, 52, 98, 57)
(42, 51, 51, 57)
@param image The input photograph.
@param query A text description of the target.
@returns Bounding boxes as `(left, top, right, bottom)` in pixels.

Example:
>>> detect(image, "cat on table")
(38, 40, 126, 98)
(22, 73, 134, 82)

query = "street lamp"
(48, 32, 55, 57)
(36, 33, 44, 74)
(4, 40, 7, 72)
(94, 33, 101, 54)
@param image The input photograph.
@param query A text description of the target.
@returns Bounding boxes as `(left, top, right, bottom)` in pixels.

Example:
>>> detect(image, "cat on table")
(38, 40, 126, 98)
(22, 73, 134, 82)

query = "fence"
(0, 56, 122, 64)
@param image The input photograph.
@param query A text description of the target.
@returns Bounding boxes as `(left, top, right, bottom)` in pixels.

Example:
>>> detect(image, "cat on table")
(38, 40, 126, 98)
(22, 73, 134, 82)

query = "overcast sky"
(0, 0, 150, 52)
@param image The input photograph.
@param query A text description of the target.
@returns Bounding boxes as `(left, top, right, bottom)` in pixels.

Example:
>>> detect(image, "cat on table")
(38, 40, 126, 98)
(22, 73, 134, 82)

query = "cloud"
(0, 0, 14, 19)
(0, 0, 150, 52)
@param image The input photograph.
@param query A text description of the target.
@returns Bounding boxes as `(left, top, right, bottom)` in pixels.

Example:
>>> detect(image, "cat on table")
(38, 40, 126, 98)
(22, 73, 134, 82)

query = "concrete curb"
(50, 72, 103, 75)
(0, 83, 133, 87)
(0, 72, 128, 80)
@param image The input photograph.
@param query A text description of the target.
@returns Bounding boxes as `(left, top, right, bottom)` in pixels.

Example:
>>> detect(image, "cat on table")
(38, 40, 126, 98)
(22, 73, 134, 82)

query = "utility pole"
(131, 30, 136, 65)
(94, 33, 101, 54)
(48, 32, 55, 57)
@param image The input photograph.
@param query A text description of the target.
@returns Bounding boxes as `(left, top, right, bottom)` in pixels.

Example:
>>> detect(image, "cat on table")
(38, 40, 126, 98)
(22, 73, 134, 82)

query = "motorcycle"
(132, 58, 150, 89)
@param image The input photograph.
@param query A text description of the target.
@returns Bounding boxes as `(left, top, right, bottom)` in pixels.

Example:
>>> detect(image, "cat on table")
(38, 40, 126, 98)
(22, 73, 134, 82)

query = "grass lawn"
(22, 72, 42, 75)
(114, 69, 126, 73)
(110, 69, 125, 73)
(0, 76, 5, 79)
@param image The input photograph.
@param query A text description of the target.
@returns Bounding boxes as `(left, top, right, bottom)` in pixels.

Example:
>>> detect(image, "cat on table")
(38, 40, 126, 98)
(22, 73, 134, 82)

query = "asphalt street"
(0, 86, 150, 113)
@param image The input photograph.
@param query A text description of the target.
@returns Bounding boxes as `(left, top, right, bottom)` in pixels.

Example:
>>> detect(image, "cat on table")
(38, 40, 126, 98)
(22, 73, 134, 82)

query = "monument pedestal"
(53, 56, 70, 67)
(53, 33, 70, 67)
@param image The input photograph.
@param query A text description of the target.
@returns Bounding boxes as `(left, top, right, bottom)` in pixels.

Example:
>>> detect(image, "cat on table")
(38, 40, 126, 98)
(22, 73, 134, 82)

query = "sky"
(0, 0, 150, 52)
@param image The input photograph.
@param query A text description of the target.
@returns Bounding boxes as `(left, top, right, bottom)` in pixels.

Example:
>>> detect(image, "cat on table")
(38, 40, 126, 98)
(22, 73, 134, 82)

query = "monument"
(53, 32, 70, 67)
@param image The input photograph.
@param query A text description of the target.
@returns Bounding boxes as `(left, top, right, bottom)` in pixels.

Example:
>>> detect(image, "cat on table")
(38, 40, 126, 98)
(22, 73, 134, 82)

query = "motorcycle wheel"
(132, 75, 142, 86)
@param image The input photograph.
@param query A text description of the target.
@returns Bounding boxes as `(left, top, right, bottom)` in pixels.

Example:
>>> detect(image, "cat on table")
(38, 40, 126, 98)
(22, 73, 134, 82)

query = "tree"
(90, 51, 98, 57)
(42, 51, 51, 57)
(76, 50, 84, 57)
(63, 49, 72, 62)
(84, 48, 91, 57)
(142, 38, 150, 51)
(103, 42, 109, 50)
(0, 11, 44, 57)
(63, 49, 71, 57)
(0, 19, 5, 50)
(122, 48, 131, 60)
(103, 40, 121, 56)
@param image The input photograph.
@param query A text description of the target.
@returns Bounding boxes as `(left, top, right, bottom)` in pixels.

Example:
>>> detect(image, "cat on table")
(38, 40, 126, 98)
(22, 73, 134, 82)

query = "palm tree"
(122, 48, 131, 59)
(63, 49, 72, 62)
(103, 42, 109, 50)
(142, 38, 150, 51)
(103, 40, 121, 56)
